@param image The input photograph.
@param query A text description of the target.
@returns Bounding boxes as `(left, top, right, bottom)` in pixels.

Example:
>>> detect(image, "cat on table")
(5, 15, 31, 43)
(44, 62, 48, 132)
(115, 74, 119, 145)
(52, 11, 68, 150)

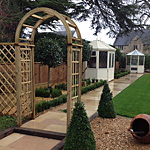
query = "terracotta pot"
(128, 114, 150, 143)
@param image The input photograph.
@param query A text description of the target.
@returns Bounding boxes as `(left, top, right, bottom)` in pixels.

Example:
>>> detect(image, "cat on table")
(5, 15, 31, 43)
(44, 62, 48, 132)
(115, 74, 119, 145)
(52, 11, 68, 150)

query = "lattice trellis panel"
(0, 44, 33, 118)
(0, 43, 17, 116)
(71, 44, 82, 108)
(20, 45, 33, 117)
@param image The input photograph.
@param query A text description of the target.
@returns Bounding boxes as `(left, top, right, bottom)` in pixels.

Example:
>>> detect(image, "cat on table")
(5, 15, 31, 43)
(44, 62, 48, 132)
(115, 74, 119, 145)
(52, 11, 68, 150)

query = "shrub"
(55, 83, 67, 90)
(96, 79, 98, 82)
(51, 88, 62, 98)
(35, 87, 43, 97)
(145, 54, 150, 70)
(81, 80, 106, 95)
(114, 71, 130, 79)
(35, 100, 48, 113)
(35, 94, 67, 114)
(35, 80, 107, 114)
(86, 78, 91, 86)
(49, 87, 53, 94)
(61, 83, 67, 90)
(44, 90, 50, 97)
(35, 87, 50, 98)
(64, 99, 96, 150)
(97, 83, 116, 118)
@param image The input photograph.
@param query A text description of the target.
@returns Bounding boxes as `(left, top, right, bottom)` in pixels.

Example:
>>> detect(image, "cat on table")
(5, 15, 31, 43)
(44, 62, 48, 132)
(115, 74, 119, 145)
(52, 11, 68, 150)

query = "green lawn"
(113, 74, 150, 118)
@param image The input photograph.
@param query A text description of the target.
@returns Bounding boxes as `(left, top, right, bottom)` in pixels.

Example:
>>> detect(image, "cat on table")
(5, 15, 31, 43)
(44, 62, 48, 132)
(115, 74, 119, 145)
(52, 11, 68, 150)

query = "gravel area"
(91, 115, 150, 150)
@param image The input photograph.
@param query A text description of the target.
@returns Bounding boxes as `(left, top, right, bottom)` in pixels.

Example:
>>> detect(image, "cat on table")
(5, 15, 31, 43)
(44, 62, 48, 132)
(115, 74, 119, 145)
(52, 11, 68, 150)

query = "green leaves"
(80, 0, 149, 36)
(64, 99, 96, 150)
(82, 39, 93, 62)
(145, 54, 150, 70)
(97, 83, 116, 118)
(35, 36, 63, 68)
(0, 116, 17, 131)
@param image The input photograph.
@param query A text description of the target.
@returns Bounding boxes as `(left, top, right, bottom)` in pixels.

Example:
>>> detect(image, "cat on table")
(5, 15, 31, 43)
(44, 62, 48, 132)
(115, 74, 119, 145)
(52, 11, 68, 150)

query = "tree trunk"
(48, 66, 50, 89)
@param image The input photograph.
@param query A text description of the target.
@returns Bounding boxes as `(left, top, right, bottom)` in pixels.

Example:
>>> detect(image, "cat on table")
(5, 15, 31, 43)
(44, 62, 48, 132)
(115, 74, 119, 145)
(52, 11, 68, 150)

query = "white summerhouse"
(84, 40, 116, 81)
(126, 49, 145, 73)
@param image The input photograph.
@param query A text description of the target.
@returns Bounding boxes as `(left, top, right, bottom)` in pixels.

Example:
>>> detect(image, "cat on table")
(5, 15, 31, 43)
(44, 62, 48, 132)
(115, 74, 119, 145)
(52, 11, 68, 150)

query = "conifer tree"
(64, 99, 96, 150)
(97, 83, 116, 118)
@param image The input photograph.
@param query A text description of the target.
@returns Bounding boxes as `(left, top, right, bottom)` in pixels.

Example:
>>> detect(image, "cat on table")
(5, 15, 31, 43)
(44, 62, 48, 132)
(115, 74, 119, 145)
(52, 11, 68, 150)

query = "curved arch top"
(14, 7, 83, 127)
(15, 7, 82, 45)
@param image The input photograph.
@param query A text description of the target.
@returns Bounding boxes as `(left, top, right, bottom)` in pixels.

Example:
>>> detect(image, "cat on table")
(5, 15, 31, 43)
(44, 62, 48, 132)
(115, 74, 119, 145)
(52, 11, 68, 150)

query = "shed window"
(112, 53, 114, 68)
(118, 45, 124, 50)
(88, 51, 96, 68)
(139, 56, 144, 65)
(109, 53, 111, 68)
(131, 67, 137, 70)
(131, 56, 138, 65)
(109, 53, 114, 68)
(92, 51, 96, 55)
(88, 57, 96, 68)
(134, 45, 138, 50)
(99, 51, 107, 68)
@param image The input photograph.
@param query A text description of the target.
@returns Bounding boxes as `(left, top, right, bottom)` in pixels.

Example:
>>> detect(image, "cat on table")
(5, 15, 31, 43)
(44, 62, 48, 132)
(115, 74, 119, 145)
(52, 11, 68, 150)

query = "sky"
(74, 19, 115, 45)
(37, 16, 116, 45)
(37, 20, 116, 45)
(71, 0, 116, 45)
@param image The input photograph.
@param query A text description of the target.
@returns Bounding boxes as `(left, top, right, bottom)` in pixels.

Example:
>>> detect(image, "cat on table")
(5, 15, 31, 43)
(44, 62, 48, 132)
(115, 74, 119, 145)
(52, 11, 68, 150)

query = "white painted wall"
(84, 51, 115, 81)
(126, 65, 144, 73)
(138, 66, 144, 73)
(85, 68, 97, 80)
(97, 69, 108, 80)
(108, 68, 115, 81)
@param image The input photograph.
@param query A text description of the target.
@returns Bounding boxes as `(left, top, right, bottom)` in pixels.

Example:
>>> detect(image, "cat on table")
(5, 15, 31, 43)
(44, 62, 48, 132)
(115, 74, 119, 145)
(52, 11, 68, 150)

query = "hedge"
(35, 80, 106, 114)
(51, 88, 62, 98)
(81, 80, 107, 95)
(55, 83, 67, 90)
(114, 71, 130, 79)
(35, 87, 50, 98)
(35, 95, 67, 114)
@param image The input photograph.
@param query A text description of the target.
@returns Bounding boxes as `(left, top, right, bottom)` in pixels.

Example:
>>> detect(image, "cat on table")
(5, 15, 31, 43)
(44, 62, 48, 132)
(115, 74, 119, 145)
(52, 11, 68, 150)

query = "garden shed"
(126, 49, 145, 73)
(84, 40, 116, 81)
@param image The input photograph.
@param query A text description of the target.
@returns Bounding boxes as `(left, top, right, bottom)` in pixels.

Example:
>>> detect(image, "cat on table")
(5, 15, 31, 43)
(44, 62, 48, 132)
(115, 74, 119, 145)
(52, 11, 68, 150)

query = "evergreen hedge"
(64, 99, 96, 150)
(114, 71, 130, 79)
(35, 80, 106, 114)
(51, 88, 62, 98)
(55, 83, 67, 90)
(81, 80, 106, 94)
(35, 87, 50, 98)
(35, 95, 67, 114)
(97, 83, 116, 118)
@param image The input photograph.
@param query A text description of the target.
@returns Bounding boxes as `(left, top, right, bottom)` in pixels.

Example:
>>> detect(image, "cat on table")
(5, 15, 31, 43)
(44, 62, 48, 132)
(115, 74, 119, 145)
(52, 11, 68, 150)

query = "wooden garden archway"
(0, 7, 82, 126)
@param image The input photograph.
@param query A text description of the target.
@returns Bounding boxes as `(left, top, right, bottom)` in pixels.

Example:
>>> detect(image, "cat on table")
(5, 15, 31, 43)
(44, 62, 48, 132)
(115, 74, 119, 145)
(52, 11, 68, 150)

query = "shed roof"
(127, 49, 144, 56)
(90, 40, 116, 51)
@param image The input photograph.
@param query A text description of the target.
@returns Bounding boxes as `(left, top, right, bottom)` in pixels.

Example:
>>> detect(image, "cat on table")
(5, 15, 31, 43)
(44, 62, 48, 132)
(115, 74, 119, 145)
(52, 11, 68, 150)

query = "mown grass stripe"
(113, 74, 150, 118)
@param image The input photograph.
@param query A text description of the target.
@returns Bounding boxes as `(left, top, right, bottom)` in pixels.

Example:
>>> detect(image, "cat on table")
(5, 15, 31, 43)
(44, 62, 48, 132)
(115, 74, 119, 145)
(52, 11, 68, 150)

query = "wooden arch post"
(15, 7, 82, 126)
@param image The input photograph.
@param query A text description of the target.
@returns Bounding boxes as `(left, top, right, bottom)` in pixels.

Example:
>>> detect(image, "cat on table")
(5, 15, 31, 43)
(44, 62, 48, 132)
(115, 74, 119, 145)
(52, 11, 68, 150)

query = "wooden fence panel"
(34, 62, 67, 85)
